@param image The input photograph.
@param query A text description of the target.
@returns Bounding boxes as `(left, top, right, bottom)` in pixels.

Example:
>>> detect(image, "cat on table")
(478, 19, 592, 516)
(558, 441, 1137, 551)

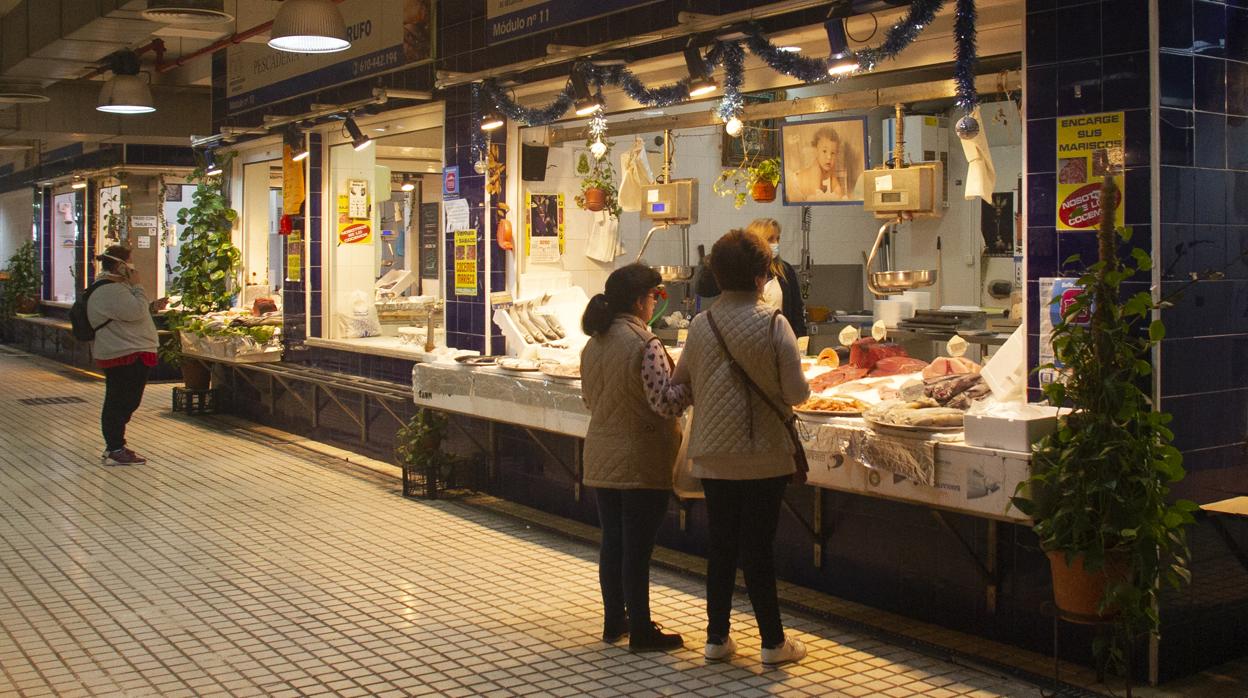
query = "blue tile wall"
(308, 133, 323, 340)
(40, 188, 51, 300)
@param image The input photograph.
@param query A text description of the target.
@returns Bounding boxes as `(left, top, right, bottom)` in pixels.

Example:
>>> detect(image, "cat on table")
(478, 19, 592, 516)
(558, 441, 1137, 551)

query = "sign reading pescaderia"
(486, 0, 660, 46)
(226, 0, 433, 115)
(1056, 111, 1125, 232)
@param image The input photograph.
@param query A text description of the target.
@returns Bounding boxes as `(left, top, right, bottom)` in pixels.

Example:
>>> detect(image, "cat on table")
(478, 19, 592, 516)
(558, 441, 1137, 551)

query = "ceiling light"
(0, 84, 50, 104)
(142, 0, 232, 25)
(344, 117, 372, 150)
(400, 176, 415, 192)
(71, 179, 87, 190)
(684, 47, 717, 98)
(480, 106, 504, 132)
(779, 46, 802, 53)
(825, 19, 858, 76)
(642, 110, 665, 116)
(204, 149, 222, 176)
(0, 142, 34, 151)
(570, 66, 603, 117)
(96, 51, 156, 114)
(286, 125, 309, 161)
(268, 0, 351, 54)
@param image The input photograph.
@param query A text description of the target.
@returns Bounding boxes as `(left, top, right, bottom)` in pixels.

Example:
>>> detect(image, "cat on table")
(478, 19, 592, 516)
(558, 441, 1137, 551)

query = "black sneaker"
(628, 622, 683, 652)
(103, 449, 144, 466)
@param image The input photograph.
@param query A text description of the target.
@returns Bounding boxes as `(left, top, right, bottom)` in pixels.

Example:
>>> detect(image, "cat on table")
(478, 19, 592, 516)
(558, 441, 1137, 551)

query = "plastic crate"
(172, 387, 218, 415)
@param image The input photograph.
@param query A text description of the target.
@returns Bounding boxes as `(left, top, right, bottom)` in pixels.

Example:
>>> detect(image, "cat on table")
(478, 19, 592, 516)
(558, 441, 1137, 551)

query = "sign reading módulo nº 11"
(486, 0, 661, 46)
(226, 0, 434, 115)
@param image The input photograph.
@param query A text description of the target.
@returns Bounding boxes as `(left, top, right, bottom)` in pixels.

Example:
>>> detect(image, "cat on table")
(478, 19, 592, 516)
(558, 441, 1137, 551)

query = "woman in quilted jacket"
(672, 230, 811, 667)
(580, 264, 690, 653)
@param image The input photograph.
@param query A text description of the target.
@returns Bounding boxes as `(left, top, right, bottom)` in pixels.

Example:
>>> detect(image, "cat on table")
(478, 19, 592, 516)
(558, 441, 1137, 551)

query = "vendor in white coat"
(87, 244, 167, 466)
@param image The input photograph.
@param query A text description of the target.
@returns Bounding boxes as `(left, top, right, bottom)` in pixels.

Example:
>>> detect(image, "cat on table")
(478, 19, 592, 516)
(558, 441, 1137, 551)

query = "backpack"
(69, 279, 113, 341)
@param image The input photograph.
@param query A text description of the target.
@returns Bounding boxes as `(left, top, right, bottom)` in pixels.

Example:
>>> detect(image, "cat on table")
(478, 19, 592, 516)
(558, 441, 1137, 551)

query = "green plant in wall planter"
(574, 140, 621, 219)
(713, 166, 751, 209)
(1011, 176, 1196, 674)
(1, 240, 41, 319)
(396, 409, 457, 499)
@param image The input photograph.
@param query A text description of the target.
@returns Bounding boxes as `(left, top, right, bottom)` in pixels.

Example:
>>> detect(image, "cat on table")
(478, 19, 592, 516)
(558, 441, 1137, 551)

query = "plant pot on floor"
(1047, 549, 1129, 619)
(751, 181, 777, 203)
(15, 295, 38, 314)
(583, 188, 606, 211)
(181, 358, 211, 390)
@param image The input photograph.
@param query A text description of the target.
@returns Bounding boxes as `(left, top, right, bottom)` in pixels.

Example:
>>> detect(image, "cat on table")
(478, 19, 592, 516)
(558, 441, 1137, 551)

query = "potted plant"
(713, 166, 750, 209)
(165, 154, 242, 389)
(748, 158, 781, 203)
(395, 409, 456, 499)
(574, 141, 621, 218)
(1011, 176, 1196, 672)
(1, 240, 40, 318)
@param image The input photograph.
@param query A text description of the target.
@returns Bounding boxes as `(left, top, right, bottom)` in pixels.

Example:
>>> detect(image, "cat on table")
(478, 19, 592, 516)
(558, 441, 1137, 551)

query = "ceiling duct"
(141, 0, 233, 25)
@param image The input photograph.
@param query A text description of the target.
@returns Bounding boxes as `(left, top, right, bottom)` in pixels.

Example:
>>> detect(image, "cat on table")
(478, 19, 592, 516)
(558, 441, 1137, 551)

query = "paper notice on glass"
(444, 197, 470, 232)
(136, 236, 151, 249)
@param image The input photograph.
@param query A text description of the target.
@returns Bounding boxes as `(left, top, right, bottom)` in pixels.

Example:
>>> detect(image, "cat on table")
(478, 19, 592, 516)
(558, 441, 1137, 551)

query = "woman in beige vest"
(672, 230, 811, 666)
(580, 264, 690, 652)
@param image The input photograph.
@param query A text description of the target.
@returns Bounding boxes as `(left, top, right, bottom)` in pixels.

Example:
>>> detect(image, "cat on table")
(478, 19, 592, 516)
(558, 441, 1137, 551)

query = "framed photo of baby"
(780, 116, 868, 206)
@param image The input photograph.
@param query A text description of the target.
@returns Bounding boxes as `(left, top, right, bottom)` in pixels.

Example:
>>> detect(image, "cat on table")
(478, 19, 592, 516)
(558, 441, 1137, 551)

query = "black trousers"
(702, 475, 789, 648)
(101, 361, 149, 452)
(595, 487, 670, 634)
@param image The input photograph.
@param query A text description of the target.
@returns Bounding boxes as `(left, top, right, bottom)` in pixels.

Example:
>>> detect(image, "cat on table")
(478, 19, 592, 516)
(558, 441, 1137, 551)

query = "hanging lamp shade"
(97, 74, 155, 114)
(268, 0, 351, 54)
(142, 0, 232, 25)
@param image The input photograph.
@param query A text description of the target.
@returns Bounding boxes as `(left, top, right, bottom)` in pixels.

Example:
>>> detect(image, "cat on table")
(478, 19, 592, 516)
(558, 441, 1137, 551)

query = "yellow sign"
(336, 194, 372, 244)
(1056, 111, 1124, 231)
(524, 192, 565, 262)
(454, 229, 478, 297)
(282, 145, 305, 215)
(285, 230, 302, 283)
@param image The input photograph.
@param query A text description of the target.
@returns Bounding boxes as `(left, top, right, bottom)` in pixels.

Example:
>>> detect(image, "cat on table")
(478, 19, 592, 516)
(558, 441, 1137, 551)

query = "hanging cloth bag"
(617, 137, 655, 212)
(584, 210, 621, 263)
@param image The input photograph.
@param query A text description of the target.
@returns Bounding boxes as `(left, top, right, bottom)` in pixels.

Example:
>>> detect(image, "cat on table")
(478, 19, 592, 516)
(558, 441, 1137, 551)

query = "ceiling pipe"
(156, 0, 349, 74)
(82, 39, 167, 80)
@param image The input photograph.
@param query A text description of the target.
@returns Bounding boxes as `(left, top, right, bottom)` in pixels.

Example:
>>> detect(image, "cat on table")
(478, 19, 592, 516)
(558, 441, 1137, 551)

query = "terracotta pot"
(181, 358, 211, 390)
(751, 181, 777, 203)
(1047, 549, 1129, 620)
(15, 295, 38, 314)
(583, 188, 606, 211)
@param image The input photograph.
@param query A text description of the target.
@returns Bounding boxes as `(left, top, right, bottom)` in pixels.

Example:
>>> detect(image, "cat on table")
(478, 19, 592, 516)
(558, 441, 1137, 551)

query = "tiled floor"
(0, 348, 1049, 697)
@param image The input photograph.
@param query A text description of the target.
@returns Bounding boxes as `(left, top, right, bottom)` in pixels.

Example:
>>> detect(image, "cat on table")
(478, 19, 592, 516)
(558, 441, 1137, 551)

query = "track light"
(480, 105, 504, 132)
(286, 125, 309, 162)
(268, 0, 350, 54)
(684, 47, 717, 97)
(96, 50, 156, 114)
(204, 149, 222, 176)
(825, 18, 858, 76)
(344, 117, 372, 150)
(571, 66, 603, 117)
(400, 176, 415, 192)
(71, 178, 87, 190)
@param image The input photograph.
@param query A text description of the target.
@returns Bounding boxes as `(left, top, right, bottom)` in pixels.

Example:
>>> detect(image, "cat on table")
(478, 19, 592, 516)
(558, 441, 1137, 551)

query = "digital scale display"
(650, 203, 667, 213)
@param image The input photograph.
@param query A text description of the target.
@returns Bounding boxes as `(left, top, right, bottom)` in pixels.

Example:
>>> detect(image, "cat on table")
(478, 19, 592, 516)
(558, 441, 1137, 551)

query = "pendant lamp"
(268, 0, 351, 54)
(97, 51, 156, 114)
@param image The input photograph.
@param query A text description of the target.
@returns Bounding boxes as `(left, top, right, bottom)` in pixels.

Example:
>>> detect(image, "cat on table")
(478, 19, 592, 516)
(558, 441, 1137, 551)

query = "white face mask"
(769, 243, 780, 257)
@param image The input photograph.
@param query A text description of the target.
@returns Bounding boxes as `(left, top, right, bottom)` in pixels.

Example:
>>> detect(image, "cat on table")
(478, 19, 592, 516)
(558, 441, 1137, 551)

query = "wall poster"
(337, 183, 372, 245)
(1056, 111, 1124, 232)
(454, 229, 478, 296)
(286, 231, 303, 283)
(525, 192, 564, 263)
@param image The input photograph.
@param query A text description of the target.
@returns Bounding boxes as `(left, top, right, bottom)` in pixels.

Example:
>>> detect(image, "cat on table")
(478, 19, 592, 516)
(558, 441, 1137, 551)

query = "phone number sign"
(486, 0, 660, 46)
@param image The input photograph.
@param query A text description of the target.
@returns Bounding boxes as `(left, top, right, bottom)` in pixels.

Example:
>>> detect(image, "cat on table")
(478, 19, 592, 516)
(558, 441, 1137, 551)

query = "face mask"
(769, 243, 780, 257)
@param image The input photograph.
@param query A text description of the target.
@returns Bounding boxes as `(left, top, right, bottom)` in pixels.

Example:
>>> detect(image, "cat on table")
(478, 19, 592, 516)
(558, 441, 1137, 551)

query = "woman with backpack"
(87, 244, 167, 466)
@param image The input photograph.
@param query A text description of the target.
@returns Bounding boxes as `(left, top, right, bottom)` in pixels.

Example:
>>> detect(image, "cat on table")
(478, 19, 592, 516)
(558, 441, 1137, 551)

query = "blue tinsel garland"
(953, 0, 979, 112)
(590, 64, 692, 108)
(743, 27, 830, 84)
(857, 0, 946, 72)
(715, 42, 746, 122)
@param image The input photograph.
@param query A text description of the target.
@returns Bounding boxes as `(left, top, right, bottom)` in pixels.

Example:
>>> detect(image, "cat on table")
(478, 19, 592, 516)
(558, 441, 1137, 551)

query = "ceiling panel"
(4, 56, 96, 80)
(63, 16, 161, 43)
(31, 38, 128, 63)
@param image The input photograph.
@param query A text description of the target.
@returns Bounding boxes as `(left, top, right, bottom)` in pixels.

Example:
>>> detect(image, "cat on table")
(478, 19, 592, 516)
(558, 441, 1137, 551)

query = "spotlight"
(268, 0, 350, 54)
(400, 176, 415, 192)
(71, 178, 87, 190)
(779, 46, 802, 53)
(204, 149, 222, 176)
(825, 19, 858, 76)
(480, 105, 505, 132)
(725, 116, 743, 137)
(344, 116, 372, 150)
(286, 125, 309, 162)
(571, 66, 603, 117)
(684, 47, 717, 97)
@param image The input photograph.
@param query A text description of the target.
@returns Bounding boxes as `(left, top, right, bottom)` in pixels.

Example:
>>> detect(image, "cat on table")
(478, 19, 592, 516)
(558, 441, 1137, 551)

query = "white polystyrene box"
(963, 405, 1060, 452)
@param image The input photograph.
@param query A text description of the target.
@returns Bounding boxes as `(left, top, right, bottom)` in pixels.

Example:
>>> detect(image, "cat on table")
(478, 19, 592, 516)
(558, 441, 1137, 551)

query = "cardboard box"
(963, 406, 1060, 452)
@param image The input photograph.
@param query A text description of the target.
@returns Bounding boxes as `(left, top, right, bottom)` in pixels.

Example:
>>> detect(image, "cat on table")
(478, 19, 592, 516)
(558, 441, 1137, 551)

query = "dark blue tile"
(1026, 10, 1057, 65)
(1160, 53, 1194, 109)
(1056, 2, 1100, 60)
(1195, 57, 1227, 113)
(1058, 60, 1102, 115)
(1027, 227, 1058, 280)
(1195, 169, 1228, 224)
(1161, 166, 1197, 223)
(1058, 230, 1099, 273)
(1119, 224, 1153, 281)
(1101, 0, 1148, 55)
(1160, 331, 1232, 397)
(1230, 226, 1248, 277)
(1229, 117, 1248, 170)
(1165, 389, 1248, 451)
(1124, 167, 1151, 225)
(1160, 279, 1236, 338)
(1229, 172, 1248, 224)
(1028, 174, 1057, 227)
(1124, 108, 1151, 167)
(1027, 64, 1057, 120)
(1195, 112, 1227, 169)
(1193, 0, 1227, 57)
(1230, 62, 1248, 116)
(1028, 0, 1056, 10)
(1161, 224, 1226, 279)
(1230, 7, 1248, 62)
(1161, 108, 1195, 166)
(1027, 119, 1057, 174)
(1102, 52, 1149, 110)
(1161, 0, 1194, 52)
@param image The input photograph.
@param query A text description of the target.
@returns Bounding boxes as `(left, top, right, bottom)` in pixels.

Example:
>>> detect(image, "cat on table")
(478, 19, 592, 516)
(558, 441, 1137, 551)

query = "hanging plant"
(574, 117, 621, 218)
(713, 167, 750, 209)
(748, 157, 781, 203)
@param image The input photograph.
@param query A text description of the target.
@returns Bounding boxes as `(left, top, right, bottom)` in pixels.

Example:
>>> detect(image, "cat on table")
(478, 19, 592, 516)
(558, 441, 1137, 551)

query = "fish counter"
(411, 359, 1031, 523)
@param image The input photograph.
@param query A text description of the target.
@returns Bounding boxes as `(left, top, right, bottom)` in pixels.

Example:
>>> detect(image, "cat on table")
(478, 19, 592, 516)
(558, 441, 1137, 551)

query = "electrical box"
(884, 115, 949, 205)
(862, 162, 944, 219)
(642, 179, 698, 225)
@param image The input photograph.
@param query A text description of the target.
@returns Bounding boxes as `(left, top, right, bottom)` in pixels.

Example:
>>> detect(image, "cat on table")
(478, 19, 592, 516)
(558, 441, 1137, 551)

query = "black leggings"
(101, 361, 149, 452)
(702, 475, 789, 647)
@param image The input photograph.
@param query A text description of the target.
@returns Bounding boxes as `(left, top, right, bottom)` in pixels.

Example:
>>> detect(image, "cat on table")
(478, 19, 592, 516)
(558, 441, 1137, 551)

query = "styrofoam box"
(963, 406, 1060, 453)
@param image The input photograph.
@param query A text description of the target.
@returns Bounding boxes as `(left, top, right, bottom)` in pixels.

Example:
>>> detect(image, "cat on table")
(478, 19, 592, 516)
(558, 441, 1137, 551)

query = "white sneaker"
(704, 636, 737, 661)
(760, 635, 806, 667)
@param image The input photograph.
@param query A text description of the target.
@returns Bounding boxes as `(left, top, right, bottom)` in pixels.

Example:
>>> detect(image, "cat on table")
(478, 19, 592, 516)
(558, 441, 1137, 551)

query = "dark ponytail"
(581, 263, 662, 336)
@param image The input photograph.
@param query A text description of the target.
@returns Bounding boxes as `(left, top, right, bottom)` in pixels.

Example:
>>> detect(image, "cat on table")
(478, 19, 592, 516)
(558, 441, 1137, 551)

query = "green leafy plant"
(100, 177, 129, 243)
(172, 155, 240, 314)
(1011, 176, 1195, 672)
(1, 240, 41, 319)
(573, 141, 621, 219)
(713, 167, 750, 209)
(749, 157, 781, 186)
(395, 409, 457, 498)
